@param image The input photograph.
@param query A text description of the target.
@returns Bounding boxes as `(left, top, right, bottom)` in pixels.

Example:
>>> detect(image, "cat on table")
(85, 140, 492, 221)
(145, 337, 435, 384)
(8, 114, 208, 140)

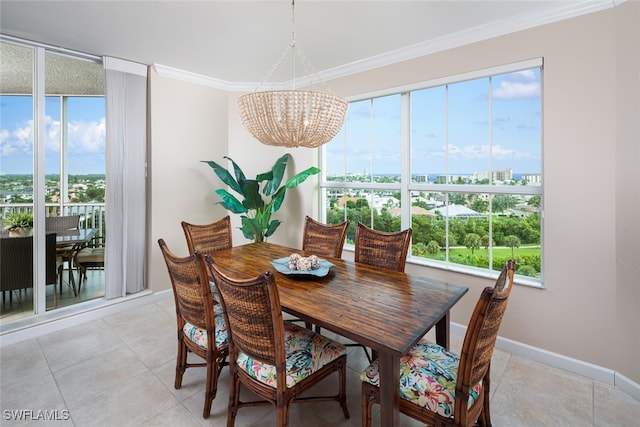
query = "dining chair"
(339, 222, 413, 362)
(360, 259, 515, 427)
(354, 222, 412, 273)
(45, 214, 81, 295)
(181, 215, 232, 256)
(301, 215, 350, 258)
(206, 257, 351, 426)
(157, 239, 229, 419)
(182, 215, 232, 304)
(293, 216, 350, 330)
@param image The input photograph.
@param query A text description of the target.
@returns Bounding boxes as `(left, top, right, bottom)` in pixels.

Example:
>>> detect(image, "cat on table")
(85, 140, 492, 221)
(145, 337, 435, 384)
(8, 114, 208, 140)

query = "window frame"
(320, 58, 544, 287)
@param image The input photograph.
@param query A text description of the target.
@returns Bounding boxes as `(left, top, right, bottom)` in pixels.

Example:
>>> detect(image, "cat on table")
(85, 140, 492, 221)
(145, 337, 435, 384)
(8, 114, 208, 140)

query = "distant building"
(521, 174, 542, 185)
(388, 206, 435, 217)
(492, 168, 513, 181)
(429, 204, 484, 220)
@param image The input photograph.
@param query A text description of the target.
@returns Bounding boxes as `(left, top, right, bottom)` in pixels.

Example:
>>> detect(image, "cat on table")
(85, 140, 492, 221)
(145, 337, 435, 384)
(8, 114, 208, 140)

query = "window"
(321, 59, 543, 284)
(0, 38, 106, 317)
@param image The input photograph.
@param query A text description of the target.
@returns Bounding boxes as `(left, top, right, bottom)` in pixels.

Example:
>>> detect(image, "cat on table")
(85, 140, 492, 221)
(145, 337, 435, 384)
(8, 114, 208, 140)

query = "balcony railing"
(1, 203, 106, 246)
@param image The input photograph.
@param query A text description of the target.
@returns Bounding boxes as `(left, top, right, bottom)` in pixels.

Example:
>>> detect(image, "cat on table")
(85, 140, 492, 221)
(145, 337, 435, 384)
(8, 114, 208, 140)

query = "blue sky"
(325, 68, 542, 176)
(1, 69, 540, 177)
(0, 95, 105, 175)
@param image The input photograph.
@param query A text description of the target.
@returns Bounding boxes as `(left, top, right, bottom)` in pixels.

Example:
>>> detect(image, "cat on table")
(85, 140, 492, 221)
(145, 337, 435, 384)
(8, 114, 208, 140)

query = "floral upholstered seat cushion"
(236, 322, 346, 389)
(208, 280, 220, 305)
(360, 342, 482, 418)
(182, 304, 228, 349)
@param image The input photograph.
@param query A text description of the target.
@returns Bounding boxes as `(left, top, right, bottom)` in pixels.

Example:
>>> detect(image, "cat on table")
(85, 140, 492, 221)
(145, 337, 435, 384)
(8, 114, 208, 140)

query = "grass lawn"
(418, 245, 540, 259)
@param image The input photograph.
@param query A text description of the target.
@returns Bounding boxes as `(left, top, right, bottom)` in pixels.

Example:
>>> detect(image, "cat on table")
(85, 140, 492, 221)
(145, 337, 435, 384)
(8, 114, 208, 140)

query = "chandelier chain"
(238, 0, 348, 148)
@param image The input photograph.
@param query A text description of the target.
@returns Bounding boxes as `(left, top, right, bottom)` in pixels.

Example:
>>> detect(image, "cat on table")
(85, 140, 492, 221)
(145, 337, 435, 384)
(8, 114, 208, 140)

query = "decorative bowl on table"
(270, 254, 334, 277)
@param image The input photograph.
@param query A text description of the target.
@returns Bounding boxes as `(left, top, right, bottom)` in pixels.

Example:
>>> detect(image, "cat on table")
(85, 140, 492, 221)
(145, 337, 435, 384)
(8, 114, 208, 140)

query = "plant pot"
(9, 228, 33, 237)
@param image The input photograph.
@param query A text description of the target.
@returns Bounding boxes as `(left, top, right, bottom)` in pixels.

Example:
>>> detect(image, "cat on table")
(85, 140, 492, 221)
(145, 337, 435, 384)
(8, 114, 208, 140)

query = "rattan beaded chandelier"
(238, 0, 348, 148)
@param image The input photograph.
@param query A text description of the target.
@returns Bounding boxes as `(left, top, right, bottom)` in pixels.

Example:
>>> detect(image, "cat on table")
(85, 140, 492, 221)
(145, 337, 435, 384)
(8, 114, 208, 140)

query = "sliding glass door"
(0, 38, 105, 322)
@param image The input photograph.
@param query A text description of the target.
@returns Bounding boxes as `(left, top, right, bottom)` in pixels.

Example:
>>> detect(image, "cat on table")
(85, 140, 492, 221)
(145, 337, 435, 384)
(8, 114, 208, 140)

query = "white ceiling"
(0, 1, 617, 85)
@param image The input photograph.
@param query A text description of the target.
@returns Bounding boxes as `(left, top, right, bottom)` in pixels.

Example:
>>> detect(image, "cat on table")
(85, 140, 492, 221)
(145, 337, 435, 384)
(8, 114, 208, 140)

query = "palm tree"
(504, 234, 521, 258)
(463, 233, 481, 256)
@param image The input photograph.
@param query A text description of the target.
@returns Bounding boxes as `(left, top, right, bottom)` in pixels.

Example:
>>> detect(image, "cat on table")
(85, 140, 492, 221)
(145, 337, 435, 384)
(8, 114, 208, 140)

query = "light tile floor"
(1, 294, 639, 426)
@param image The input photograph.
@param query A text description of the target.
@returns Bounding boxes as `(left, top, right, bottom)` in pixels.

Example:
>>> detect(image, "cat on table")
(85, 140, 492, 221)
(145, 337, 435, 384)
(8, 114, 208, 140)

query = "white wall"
(614, 0, 640, 387)
(147, 67, 229, 291)
(148, 4, 639, 385)
(316, 3, 639, 385)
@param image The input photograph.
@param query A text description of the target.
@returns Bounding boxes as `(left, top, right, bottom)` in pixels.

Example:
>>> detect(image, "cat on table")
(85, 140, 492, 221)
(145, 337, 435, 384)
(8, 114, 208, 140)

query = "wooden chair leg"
(226, 370, 240, 427)
(361, 383, 374, 427)
(339, 357, 350, 418)
(203, 357, 216, 418)
(175, 340, 187, 389)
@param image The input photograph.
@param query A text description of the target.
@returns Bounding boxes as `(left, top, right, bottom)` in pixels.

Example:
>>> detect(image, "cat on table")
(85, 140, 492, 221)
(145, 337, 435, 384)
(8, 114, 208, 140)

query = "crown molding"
(154, 0, 619, 92)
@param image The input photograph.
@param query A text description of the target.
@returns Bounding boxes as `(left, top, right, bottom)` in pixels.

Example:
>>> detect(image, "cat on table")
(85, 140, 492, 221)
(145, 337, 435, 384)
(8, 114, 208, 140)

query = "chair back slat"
(354, 222, 412, 272)
(158, 239, 214, 332)
(208, 260, 282, 368)
(45, 215, 80, 232)
(181, 216, 232, 256)
(302, 216, 349, 258)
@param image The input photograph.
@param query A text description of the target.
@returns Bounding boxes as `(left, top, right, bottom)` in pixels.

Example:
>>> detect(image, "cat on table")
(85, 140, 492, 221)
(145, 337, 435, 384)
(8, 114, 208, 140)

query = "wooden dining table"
(211, 242, 469, 427)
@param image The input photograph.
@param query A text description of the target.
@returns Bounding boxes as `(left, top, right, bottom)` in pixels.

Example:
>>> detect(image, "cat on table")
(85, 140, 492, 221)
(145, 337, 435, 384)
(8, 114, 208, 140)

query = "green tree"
(426, 240, 440, 255)
(527, 195, 541, 208)
(471, 198, 488, 213)
(463, 233, 481, 255)
(504, 234, 521, 258)
(449, 193, 466, 206)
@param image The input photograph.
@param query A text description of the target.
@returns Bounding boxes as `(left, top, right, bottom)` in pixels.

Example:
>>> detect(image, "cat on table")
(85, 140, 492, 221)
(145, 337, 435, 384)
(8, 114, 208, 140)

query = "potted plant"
(203, 153, 319, 242)
(3, 211, 34, 237)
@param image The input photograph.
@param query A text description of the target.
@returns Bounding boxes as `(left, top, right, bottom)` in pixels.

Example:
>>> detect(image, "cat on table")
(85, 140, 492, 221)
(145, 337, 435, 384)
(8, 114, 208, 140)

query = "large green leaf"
(265, 219, 282, 237)
(268, 186, 287, 213)
(241, 216, 264, 242)
(285, 166, 320, 189)
(224, 157, 247, 187)
(214, 189, 247, 214)
(256, 171, 274, 183)
(240, 180, 264, 210)
(202, 160, 242, 194)
(264, 153, 290, 196)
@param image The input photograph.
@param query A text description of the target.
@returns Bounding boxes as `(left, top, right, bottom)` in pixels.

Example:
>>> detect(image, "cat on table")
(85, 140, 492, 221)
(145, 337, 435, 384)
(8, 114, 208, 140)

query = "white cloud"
(68, 118, 106, 153)
(442, 143, 531, 160)
(0, 115, 105, 157)
(493, 81, 540, 99)
(493, 70, 540, 99)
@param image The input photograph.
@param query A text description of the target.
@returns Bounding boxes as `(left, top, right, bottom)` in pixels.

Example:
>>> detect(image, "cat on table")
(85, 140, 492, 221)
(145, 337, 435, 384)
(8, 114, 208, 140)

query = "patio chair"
(0, 233, 62, 306)
(207, 257, 350, 426)
(360, 259, 515, 427)
(74, 241, 105, 293)
(158, 239, 229, 419)
(45, 214, 81, 295)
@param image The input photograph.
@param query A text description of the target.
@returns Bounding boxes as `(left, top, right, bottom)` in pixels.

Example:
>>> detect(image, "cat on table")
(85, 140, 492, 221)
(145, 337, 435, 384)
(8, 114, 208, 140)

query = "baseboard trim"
(451, 322, 639, 401)
(616, 372, 640, 401)
(2, 295, 638, 402)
